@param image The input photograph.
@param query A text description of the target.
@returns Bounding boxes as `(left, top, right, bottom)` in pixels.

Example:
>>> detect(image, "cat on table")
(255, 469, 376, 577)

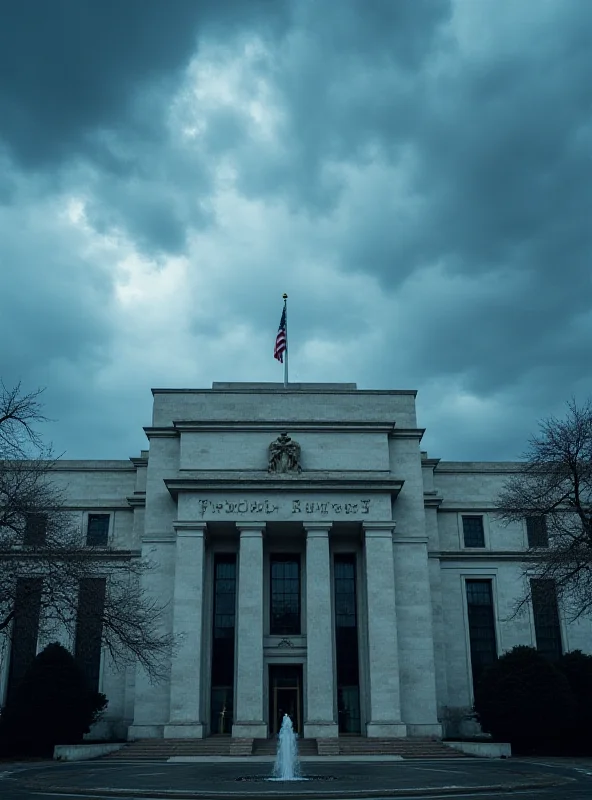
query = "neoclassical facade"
(2, 382, 592, 741)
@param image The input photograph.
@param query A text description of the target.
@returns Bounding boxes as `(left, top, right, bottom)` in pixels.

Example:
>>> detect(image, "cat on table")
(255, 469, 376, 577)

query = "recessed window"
(86, 514, 110, 547)
(531, 578, 562, 661)
(466, 579, 497, 686)
(270, 555, 300, 635)
(526, 516, 549, 548)
(23, 512, 47, 546)
(75, 578, 106, 692)
(211, 554, 237, 733)
(462, 515, 485, 548)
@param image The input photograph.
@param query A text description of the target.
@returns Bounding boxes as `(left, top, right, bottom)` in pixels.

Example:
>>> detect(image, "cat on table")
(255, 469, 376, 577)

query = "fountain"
(271, 714, 302, 781)
(236, 715, 334, 785)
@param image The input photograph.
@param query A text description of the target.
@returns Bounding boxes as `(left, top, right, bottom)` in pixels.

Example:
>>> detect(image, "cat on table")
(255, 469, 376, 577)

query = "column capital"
(173, 521, 207, 537)
(236, 522, 265, 536)
(363, 521, 397, 538)
(303, 521, 332, 537)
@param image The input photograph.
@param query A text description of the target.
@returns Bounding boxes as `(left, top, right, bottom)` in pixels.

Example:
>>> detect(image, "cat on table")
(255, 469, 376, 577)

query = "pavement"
(1, 757, 592, 800)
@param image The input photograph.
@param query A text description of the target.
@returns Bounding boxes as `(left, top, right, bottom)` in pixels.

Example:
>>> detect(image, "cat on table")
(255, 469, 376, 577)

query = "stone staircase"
(105, 736, 466, 761)
(319, 737, 467, 758)
(106, 736, 253, 760)
(252, 737, 318, 756)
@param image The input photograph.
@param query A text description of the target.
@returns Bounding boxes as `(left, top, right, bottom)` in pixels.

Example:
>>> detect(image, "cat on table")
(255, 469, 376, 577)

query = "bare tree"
(0, 381, 173, 682)
(497, 398, 592, 620)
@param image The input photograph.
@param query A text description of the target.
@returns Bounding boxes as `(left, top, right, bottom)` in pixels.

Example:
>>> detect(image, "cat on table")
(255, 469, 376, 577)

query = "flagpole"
(283, 293, 288, 388)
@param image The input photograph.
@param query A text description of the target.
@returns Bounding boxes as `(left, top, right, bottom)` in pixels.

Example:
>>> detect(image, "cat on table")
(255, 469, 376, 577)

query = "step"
(332, 737, 468, 758)
(106, 737, 251, 760)
(105, 736, 467, 760)
(252, 738, 318, 756)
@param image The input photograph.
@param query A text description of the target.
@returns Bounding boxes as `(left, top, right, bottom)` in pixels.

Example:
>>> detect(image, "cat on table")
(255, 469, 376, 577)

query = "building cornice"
(145, 422, 428, 438)
(437, 503, 502, 512)
(172, 420, 399, 434)
(127, 493, 146, 508)
(424, 492, 443, 508)
(59, 502, 133, 511)
(48, 461, 136, 472)
(422, 458, 441, 469)
(152, 387, 418, 397)
(0, 548, 141, 560)
(164, 476, 404, 499)
(435, 462, 524, 473)
(388, 428, 425, 440)
(430, 550, 534, 561)
(143, 428, 179, 438)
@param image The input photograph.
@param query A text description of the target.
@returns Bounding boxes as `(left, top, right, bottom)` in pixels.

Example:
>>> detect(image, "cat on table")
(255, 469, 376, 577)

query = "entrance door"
(269, 664, 303, 736)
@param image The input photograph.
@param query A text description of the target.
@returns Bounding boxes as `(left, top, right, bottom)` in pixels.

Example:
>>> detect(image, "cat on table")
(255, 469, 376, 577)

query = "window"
(211, 555, 237, 733)
(86, 514, 110, 546)
(75, 578, 106, 691)
(6, 578, 43, 702)
(462, 516, 485, 548)
(531, 579, 562, 661)
(334, 555, 361, 734)
(270, 556, 300, 635)
(526, 516, 549, 548)
(23, 512, 47, 546)
(466, 579, 497, 687)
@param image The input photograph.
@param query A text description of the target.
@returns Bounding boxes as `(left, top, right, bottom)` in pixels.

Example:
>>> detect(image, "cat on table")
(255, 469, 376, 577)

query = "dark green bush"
(474, 645, 576, 752)
(557, 650, 592, 754)
(0, 642, 107, 757)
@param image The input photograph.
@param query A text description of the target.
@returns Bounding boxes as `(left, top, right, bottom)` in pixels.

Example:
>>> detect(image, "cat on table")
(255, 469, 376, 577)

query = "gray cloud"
(0, 0, 288, 169)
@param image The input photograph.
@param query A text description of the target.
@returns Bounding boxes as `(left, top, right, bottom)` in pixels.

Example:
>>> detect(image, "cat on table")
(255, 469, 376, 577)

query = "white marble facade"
(3, 382, 592, 741)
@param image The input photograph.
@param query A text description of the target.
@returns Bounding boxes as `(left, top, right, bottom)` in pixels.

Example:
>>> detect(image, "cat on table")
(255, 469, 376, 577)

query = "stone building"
(2, 382, 591, 741)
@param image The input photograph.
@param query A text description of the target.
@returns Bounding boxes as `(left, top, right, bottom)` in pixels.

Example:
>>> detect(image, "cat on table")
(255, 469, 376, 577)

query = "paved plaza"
(1, 757, 592, 799)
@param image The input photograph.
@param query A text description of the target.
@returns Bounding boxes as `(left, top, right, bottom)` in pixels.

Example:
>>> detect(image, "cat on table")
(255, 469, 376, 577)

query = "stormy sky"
(1, 0, 591, 462)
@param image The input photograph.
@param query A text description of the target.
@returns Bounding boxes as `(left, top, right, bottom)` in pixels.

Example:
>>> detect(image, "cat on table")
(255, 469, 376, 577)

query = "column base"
(303, 722, 339, 738)
(163, 723, 205, 739)
(406, 723, 443, 738)
(127, 725, 164, 740)
(232, 721, 268, 738)
(366, 722, 408, 738)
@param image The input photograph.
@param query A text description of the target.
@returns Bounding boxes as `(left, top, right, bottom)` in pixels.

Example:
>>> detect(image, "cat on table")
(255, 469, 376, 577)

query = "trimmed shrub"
(474, 645, 576, 753)
(557, 650, 592, 754)
(0, 642, 107, 757)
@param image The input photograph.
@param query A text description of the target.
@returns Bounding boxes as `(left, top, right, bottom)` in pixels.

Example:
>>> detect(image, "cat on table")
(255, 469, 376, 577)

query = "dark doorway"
(269, 664, 303, 736)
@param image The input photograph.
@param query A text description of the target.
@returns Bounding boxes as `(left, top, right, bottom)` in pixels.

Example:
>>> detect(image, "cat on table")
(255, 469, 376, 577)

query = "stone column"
(393, 538, 442, 736)
(164, 522, 206, 738)
(232, 524, 267, 738)
(128, 537, 176, 739)
(303, 523, 338, 738)
(363, 523, 407, 737)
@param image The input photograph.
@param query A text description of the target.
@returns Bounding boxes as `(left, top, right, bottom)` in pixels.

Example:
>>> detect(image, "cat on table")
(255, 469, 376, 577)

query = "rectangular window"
(211, 554, 237, 734)
(334, 555, 361, 734)
(531, 579, 562, 661)
(466, 579, 497, 687)
(86, 514, 110, 547)
(462, 516, 485, 548)
(23, 512, 47, 546)
(526, 516, 549, 548)
(75, 578, 106, 692)
(270, 555, 300, 635)
(6, 578, 43, 701)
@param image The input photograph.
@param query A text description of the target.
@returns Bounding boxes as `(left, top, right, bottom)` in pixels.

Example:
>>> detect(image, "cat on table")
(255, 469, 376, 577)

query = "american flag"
(274, 306, 287, 362)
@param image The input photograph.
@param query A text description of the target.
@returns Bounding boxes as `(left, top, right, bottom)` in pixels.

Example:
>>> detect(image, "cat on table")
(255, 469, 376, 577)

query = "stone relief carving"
(268, 432, 302, 474)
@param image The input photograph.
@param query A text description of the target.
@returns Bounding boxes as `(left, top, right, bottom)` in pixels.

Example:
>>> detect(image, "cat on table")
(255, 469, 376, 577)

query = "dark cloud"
(225, 0, 592, 413)
(1, 0, 592, 463)
(0, 0, 288, 169)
